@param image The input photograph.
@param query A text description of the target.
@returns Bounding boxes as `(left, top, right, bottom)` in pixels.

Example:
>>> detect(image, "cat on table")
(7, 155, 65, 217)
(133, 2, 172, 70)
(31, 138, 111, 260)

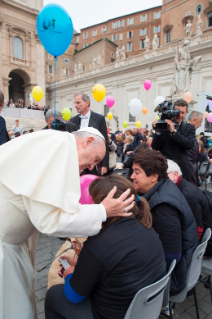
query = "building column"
(3, 77, 12, 101)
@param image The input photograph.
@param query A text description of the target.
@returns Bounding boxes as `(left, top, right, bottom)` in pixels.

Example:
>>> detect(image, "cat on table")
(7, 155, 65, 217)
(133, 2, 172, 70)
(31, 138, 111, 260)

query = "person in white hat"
(0, 128, 134, 319)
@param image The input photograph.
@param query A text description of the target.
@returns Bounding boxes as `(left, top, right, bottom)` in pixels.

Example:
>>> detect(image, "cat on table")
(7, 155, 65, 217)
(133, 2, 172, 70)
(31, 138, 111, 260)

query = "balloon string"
(146, 91, 148, 128)
(54, 56, 58, 130)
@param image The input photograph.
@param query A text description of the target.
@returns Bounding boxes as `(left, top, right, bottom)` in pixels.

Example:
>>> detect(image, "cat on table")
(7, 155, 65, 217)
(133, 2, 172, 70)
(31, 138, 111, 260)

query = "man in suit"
(70, 93, 109, 175)
(152, 99, 195, 179)
(186, 111, 203, 186)
(0, 90, 13, 145)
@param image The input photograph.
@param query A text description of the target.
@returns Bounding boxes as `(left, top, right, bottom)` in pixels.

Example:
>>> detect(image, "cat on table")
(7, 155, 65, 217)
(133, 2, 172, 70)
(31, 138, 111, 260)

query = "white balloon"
(129, 98, 142, 117)
(154, 96, 165, 108)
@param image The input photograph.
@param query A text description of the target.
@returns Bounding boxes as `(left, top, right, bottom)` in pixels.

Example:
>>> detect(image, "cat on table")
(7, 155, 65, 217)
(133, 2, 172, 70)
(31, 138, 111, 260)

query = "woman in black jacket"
(130, 148, 198, 298)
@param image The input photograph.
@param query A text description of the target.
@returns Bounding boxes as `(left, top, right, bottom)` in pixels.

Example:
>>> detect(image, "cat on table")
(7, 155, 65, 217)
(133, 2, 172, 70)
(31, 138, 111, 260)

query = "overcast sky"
(43, 0, 162, 32)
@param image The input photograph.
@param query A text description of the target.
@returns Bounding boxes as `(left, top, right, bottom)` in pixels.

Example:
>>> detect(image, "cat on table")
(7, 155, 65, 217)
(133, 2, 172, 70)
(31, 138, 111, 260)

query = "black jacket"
(116, 142, 124, 157)
(152, 122, 195, 178)
(0, 117, 9, 146)
(143, 179, 198, 296)
(66, 122, 78, 133)
(178, 178, 212, 256)
(70, 110, 109, 168)
(187, 139, 199, 186)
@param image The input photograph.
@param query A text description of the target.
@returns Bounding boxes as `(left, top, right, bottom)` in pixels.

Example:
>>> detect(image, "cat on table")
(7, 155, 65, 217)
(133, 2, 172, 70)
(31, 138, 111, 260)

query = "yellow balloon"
(123, 121, 128, 128)
(32, 86, 44, 102)
(155, 116, 160, 120)
(92, 84, 106, 102)
(62, 108, 72, 121)
(107, 112, 113, 120)
(136, 121, 141, 128)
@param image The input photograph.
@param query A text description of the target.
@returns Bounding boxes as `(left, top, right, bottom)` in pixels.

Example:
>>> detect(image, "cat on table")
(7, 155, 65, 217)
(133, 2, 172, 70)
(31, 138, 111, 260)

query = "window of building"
(111, 52, 114, 58)
(154, 11, 161, 19)
(140, 28, 146, 36)
(83, 32, 88, 39)
(112, 34, 117, 41)
(166, 30, 171, 43)
(92, 29, 97, 36)
(82, 66, 85, 72)
(76, 36, 79, 43)
(119, 20, 124, 27)
(83, 44, 88, 48)
(157, 36, 160, 47)
(140, 14, 147, 22)
(208, 13, 212, 27)
(153, 25, 160, 33)
(127, 18, 134, 25)
(127, 42, 132, 52)
(102, 26, 107, 33)
(196, 4, 203, 15)
(129, 113, 135, 122)
(119, 33, 123, 40)
(64, 58, 70, 64)
(49, 65, 53, 73)
(13, 36, 23, 59)
(48, 54, 53, 60)
(140, 40, 145, 49)
(127, 31, 133, 38)
(112, 22, 118, 29)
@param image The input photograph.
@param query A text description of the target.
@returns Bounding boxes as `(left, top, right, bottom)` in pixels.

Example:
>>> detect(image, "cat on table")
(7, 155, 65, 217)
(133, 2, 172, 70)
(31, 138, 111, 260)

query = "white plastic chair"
(200, 254, 212, 304)
(164, 228, 211, 319)
(124, 260, 176, 319)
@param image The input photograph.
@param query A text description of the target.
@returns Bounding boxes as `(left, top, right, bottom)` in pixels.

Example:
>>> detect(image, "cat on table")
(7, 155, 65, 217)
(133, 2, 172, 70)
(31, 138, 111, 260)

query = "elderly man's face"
(167, 171, 179, 183)
(74, 95, 89, 115)
(78, 137, 106, 171)
(46, 116, 54, 129)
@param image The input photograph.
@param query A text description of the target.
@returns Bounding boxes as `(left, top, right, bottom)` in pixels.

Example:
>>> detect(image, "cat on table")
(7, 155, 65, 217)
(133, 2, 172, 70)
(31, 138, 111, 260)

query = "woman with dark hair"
(45, 175, 166, 319)
(131, 148, 198, 299)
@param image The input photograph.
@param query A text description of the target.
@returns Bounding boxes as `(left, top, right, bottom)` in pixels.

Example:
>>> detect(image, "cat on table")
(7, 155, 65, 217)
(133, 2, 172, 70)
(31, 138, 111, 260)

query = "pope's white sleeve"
(52, 205, 103, 237)
(22, 196, 103, 237)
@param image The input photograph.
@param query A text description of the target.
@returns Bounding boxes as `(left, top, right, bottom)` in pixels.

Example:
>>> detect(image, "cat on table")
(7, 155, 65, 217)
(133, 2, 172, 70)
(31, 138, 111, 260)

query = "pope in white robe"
(0, 128, 134, 319)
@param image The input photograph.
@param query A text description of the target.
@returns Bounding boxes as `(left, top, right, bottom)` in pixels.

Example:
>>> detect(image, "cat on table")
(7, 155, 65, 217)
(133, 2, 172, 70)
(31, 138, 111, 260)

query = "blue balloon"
(37, 4, 73, 57)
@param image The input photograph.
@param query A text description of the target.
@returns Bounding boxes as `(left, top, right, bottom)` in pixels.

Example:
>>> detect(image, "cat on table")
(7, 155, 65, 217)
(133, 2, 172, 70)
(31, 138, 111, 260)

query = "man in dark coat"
(187, 111, 203, 186)
(167, 159, 212, 257)
(0, 91, 11, 146)
(70, 93, 109, 175)
(152, 99, 196, 179)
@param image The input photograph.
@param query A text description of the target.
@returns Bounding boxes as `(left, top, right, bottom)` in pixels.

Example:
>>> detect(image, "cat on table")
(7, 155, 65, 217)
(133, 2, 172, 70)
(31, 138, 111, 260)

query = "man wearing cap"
(70, 92, 109, 175)
(0, 128, 134, 319)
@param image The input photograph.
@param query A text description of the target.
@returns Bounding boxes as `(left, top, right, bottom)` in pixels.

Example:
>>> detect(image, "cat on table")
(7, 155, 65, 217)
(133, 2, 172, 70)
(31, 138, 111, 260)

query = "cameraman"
(152, 99, 195, 179)
(43, 109, 77, 132)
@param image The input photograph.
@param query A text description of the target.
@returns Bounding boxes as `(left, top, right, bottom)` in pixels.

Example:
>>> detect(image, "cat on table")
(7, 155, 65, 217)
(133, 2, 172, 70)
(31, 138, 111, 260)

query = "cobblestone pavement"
(35, 233, 212, 319)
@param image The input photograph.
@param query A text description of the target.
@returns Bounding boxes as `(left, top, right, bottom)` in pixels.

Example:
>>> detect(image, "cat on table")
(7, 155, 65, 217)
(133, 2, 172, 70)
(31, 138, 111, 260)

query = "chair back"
(186, 228, 211, 292)
(124, 260, 176, 319)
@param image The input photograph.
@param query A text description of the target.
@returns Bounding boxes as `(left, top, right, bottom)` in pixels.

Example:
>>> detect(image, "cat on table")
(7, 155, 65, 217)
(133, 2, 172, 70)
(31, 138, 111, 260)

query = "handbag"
(113, 168, 130, 180)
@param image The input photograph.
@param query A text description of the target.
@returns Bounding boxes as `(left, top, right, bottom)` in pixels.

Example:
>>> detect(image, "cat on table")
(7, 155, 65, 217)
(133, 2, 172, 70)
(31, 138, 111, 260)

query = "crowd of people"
(7, 98, 46, 110)
(0, 90, 212, 319)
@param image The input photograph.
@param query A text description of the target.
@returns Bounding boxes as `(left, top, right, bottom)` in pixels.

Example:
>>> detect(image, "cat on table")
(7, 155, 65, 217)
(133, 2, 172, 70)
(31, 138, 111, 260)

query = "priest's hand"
(101, 187, 134, 218)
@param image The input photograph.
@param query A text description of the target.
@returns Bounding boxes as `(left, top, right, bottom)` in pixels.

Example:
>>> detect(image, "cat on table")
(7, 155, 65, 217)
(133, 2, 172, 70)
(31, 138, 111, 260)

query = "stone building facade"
(73, 6, 162, 55)
(0, 0, 46, 105)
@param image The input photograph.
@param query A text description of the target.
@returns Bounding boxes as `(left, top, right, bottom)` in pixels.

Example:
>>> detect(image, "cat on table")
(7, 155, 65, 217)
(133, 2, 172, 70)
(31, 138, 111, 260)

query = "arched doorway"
(9, 71, 24, 102)
(8, 69, 31, 104)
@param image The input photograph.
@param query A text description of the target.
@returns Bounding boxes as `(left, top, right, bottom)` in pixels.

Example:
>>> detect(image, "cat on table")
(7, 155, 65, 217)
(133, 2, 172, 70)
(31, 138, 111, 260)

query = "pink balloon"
(106, 96, 115, 108)
(143, 79, 152, 91)
(207, 113, 212, 123)
(79, 175, 98, 204)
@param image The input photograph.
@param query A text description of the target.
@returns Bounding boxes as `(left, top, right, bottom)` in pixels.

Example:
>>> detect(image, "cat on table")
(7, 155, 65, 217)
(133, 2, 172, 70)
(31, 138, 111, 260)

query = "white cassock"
(0, 130, 103, 319)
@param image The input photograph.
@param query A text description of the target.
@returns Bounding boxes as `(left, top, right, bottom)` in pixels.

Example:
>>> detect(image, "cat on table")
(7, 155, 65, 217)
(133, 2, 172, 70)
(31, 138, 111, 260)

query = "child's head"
(126, 135, 133, 144)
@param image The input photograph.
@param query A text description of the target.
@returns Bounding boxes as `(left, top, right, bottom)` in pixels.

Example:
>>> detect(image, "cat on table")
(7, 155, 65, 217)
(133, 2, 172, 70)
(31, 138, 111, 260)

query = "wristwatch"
(172, 129, 177, 135)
